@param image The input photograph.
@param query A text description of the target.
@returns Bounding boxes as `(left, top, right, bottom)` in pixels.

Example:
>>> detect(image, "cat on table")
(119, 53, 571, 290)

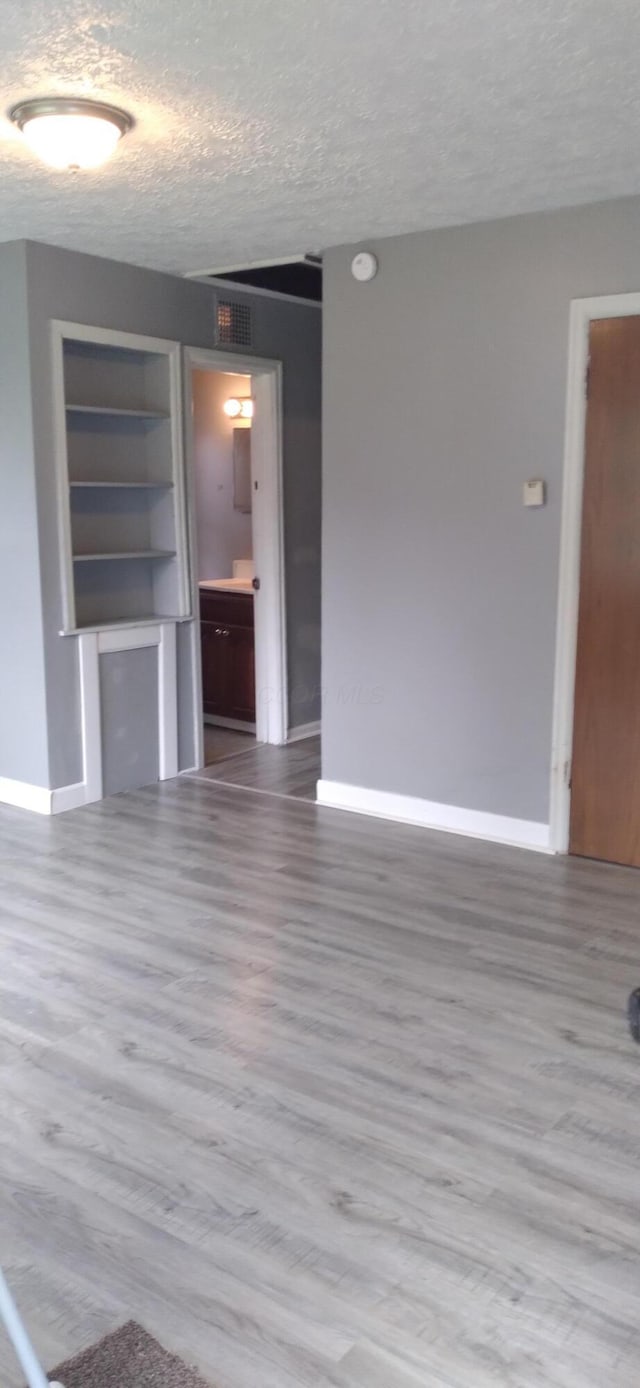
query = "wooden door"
(570, 315, 640, 866)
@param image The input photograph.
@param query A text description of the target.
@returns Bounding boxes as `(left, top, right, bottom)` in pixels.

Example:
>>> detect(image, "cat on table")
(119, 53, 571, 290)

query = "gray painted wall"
(0, 242, 50, 787)
(192, 369, 253, 582)
(18, 240, 321, 789)
(322, 195, 640, 823)
(100, 647, 159, 797)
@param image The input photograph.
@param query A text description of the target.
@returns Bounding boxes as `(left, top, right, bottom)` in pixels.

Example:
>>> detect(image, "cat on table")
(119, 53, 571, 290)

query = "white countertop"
(199, 578, 254, 594)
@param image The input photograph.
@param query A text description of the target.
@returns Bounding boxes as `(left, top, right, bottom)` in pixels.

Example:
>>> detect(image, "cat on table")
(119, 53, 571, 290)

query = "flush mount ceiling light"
(223, 397, 254, 419)
(9, 97, 133, 170)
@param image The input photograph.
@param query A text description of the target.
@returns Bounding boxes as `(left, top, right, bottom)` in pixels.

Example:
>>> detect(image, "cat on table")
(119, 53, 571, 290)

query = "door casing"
(183, 347, 287, 769)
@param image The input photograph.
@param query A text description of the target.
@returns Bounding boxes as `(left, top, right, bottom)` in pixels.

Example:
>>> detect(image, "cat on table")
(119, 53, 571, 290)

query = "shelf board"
(72, 550, 177, 563)
(61, 614, 191, 636)
(66, 404, 169, 419)
(69, 480, 174, 490)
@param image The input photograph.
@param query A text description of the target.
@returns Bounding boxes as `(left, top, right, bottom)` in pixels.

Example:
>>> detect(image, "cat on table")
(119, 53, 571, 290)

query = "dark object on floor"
(628, 988, 640, 1042)
(50, 1322, 215, 1388)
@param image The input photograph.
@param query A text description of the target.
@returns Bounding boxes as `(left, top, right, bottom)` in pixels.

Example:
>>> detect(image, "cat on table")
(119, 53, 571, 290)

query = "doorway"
(551, 294, 640, 864)
(184, 348, 287, 771)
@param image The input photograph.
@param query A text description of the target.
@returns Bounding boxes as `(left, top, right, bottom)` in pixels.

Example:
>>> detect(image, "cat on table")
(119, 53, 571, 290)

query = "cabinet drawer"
(199, 588, 254, 628)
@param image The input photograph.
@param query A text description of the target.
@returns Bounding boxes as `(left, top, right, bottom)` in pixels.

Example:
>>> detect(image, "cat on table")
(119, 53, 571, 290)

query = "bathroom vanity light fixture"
(9, 97, 133, 170)
(223, 397, 254, 420)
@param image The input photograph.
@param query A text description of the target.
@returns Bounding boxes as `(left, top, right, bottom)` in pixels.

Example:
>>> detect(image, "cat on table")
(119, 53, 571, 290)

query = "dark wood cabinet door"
(200, 614, 255, 724)
(201, 620, 231, 717)
(227, 624, 255, 721)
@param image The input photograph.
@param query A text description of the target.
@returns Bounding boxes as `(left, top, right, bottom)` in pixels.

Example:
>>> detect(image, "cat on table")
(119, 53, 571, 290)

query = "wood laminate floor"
(1, 777, 640, 1387)
(191, 735, 320, 801)
(203, 726, 255, 767)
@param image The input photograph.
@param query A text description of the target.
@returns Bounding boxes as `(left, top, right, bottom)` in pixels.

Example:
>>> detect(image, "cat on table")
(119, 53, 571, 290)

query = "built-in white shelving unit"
(52, 322, 190, 633)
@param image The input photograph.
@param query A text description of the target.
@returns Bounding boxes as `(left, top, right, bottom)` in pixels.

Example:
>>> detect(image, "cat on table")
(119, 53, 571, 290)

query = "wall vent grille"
(216, 300, 253, 347)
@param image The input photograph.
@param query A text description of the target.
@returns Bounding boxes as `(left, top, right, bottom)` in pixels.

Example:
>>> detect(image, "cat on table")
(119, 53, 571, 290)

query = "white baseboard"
(316, 779, 551, 853)
(287, 720, 321, 743)
(0, 778, 54, 815)
(51, 781, 88, 813)
(0, 777, 89, 816)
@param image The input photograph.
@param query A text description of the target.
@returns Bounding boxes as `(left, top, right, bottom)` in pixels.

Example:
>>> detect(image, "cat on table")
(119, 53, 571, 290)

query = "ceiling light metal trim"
(9, 97, 133, 137)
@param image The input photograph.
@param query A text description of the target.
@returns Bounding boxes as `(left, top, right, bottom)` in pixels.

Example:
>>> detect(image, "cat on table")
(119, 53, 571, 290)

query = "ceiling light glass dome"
(10, 98, 132, 170)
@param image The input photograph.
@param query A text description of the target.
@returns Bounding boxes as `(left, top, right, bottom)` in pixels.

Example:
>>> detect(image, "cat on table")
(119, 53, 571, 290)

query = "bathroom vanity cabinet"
(199, 587, 255, 725)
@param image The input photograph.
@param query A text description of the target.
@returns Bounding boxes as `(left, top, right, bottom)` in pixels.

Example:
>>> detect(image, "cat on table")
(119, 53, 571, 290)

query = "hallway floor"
(203, 725, 255, 767)
(1, 777, 639, 1386)
(193, 734, 320, 801)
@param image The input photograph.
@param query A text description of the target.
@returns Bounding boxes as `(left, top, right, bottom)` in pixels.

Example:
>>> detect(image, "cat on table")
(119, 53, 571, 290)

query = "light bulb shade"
(10, 98, 132, 170)
(224, 397, 254, 419)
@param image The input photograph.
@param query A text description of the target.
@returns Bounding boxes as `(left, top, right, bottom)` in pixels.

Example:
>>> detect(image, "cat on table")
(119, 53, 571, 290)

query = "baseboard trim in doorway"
(0, 777, 88, 815)
(316, 779, 552, 852)
(51, 781, 88, 813)
(287, 720, 321, 743)
(204, 716, 257, 734)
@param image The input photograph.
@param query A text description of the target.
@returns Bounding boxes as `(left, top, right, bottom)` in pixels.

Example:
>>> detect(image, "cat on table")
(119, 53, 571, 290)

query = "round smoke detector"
(351, 251, 378, 282)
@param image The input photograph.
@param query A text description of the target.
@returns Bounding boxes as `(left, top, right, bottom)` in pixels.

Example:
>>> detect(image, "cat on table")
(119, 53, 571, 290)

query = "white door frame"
(550, 290, 640, 852)
(183, 347, 287, 766)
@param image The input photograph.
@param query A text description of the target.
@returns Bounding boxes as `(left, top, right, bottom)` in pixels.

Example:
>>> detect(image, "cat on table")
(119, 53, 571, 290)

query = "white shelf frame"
(70, 481, 174, 490)
(78, 621, 179, 804)
(72, 550, 177, 563)
(65, 404, 169, 419)
(51, 320, 191, 635)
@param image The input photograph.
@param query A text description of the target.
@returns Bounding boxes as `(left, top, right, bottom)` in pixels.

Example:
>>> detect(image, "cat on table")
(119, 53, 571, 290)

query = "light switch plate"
(523, 479, 546, 507)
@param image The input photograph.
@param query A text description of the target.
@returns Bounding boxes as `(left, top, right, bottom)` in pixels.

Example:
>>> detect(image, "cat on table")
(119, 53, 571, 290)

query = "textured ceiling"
(1, 0, 640, 275)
